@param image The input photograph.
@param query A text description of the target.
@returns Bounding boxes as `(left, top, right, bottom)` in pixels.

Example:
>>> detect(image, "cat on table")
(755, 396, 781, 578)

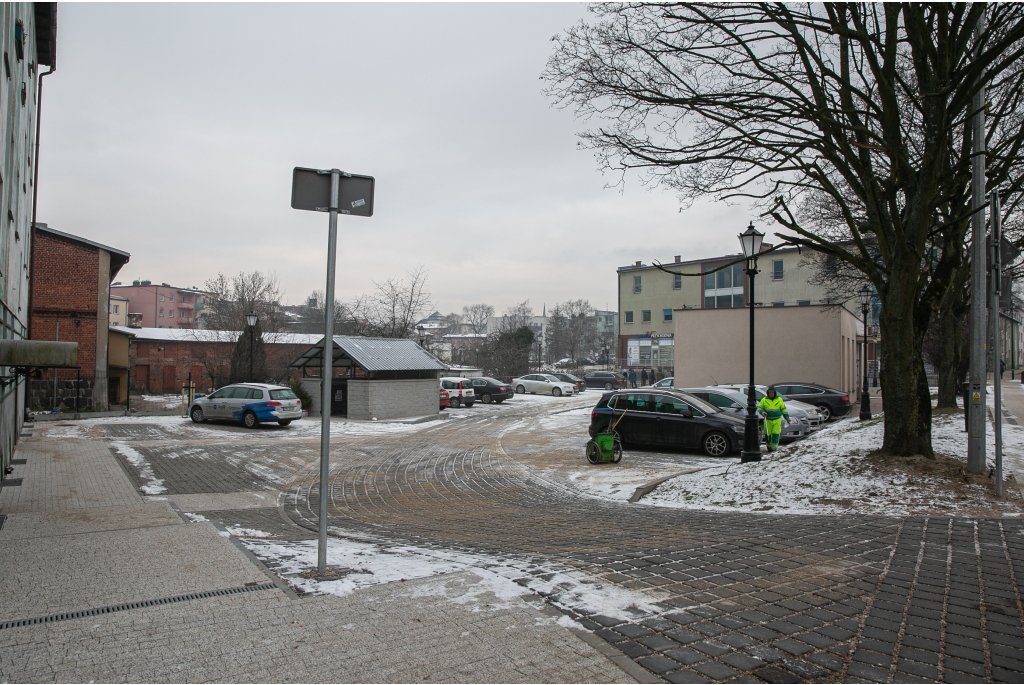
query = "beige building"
(109, 294, 129, 327)
(617, 247, 829, 371)
(672, 304, 861, 394)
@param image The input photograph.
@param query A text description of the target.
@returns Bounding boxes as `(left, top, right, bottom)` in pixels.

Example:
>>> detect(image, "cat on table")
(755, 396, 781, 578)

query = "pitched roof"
(290, 336, 447, 371)
(108, 326, 322, 345)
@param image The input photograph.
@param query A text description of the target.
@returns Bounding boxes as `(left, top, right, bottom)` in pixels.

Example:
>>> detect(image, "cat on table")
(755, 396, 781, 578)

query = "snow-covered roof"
(290, 336, 447, 371)
(108, 326, 322, 345)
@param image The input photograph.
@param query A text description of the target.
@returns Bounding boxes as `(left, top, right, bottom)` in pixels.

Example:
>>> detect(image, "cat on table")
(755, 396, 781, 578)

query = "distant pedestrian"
(640, 368, 649, 386)
(1000, 358, 1006, 378)
(628, 368, 637, 388)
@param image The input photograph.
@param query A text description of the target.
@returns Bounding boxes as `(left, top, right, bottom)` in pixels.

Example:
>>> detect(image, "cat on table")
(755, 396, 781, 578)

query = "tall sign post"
(291, 167, 374, 574)
(990, 191, 1003, 497)
(967, 10, 987, 474)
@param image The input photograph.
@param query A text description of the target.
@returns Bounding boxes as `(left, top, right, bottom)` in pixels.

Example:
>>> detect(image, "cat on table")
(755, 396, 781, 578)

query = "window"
(251, 390, 264, 400)
(208, 388, 230, 399)
(663, 309, 673, 322)
(112, 304, 119, 314)
(625, 311, 634, 324)
(181, 295, 188, 303)
(159, 308, 164, 317)
(706, 393, 742, 410)
(772, 259, 784, 280)
(633, 275, 642, 293)
(169, 294, 175, 303)
(797, 300, 811, 306)
(159, 294, 165, 302)
(617, 393, 653, 412)
(704, 263, 745, 308)
(230, 387, 254, 399)
(672, 273, 681, 290)
(772, 302, 785, 307)
(642, 310, 651, 323)
(269, 389, 297, 400)
(169, 310, 174, 318)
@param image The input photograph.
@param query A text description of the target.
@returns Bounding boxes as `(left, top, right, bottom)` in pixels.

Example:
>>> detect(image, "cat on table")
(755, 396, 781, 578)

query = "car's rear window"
(269, 389, 298, 400)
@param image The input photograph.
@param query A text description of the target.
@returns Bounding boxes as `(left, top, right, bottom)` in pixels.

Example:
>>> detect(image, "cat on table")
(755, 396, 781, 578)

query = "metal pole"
(249, 324, 254, 383)
(860, 303, 872, 420)
(126, 339, 131, 417)
(991, 191, 1003, 497)
(967, 8, 988, 473)
(52, 320, 59, 410)
(318, 169, 340, 574)
(741, 259, 760, 463)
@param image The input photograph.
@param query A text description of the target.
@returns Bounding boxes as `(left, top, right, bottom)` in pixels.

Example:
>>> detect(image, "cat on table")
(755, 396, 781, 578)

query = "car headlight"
(731, 425, 744, 434)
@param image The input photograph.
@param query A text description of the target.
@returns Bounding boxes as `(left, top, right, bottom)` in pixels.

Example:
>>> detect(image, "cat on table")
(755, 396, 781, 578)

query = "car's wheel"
(816, 404, 832, 422)
(604, 382, 613, 390)
(481, 393, 492, 404)
(702, 431, 731, 457)
(450, 396, 461, 409)
(516, 385, 526, 394)
(278, 420, 292, 427)
(190, 406, 205, 423)
(243, 411, 259, 429)
(553, 387, 562, 397)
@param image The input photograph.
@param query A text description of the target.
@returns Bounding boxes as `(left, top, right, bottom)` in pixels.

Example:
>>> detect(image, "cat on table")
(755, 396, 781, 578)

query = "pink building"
(110, 280, 209, 329)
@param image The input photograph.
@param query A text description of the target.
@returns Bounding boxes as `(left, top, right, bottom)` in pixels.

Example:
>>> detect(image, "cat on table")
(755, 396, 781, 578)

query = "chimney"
(674, 255, 681, 263)
(760, 243, 774, 253)
(635, 261, 642, 267)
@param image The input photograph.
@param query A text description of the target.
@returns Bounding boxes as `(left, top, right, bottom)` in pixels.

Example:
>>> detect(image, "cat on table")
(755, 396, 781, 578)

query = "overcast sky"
(37, 3, 750, 316)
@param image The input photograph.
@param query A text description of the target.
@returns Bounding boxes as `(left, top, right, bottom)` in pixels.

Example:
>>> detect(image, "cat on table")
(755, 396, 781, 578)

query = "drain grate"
(0, 582, 277, 630)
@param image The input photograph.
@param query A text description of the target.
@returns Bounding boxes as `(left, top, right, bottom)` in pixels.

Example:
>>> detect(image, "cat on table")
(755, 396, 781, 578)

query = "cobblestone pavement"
(90, 396, 1024, 684)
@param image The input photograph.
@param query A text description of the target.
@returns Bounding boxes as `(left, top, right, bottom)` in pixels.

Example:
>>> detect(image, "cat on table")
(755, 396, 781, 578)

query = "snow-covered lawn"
(642, 412, 1023, 517)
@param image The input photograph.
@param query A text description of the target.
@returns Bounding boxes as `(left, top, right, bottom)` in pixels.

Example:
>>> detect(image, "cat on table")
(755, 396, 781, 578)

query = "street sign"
(291, 167, 375, 216)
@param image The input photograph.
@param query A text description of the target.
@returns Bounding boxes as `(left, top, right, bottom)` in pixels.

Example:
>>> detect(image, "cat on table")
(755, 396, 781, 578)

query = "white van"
(439, 377, 476, 408)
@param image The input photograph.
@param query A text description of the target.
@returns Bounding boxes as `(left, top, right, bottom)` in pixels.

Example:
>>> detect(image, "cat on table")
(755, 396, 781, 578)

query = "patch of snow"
(182, 512, 209, 523)
(110, 441, 166, 495)
(141, 394, 183, 410)
(225, 525, 272, 538)
(43, 424, 85, 438)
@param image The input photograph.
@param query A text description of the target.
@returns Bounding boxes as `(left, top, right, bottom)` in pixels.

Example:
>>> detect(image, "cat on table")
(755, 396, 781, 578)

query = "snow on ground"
(643, 412, 1021, 516)
(109, 442, 166, 495)
(234, 529, 667, 623)
(140, 394, 184, 410)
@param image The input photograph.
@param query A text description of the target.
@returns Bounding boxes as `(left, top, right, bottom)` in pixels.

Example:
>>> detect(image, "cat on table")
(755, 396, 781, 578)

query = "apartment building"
(617, 246, 829, 371)
(110, 280, 209, 328)
(109, 294, 129, 326)
(0, 3, 56, 476)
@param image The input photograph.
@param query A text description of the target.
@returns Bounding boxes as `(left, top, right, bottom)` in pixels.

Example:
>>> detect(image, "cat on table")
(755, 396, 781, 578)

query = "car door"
(611, 393, 658, 446)
(225, 387, 253, 421)
(203, 387, 232, 418)
(654, 394, 703, 447)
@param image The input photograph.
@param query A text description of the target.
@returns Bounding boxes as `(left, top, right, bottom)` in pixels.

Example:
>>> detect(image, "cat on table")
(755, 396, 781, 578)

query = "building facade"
(617, 247, 829, 372)
(1, 3, 55, 476)
(109, 294, 128, 326)
(28, 224, 130, 411)
(109, 280, 209, 328)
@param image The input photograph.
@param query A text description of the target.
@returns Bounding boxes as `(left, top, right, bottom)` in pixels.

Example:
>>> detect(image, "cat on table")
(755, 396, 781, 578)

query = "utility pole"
(967, 8, 988, 474)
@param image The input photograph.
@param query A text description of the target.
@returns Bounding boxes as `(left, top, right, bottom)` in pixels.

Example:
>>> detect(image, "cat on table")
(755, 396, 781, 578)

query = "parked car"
(771, 383, 852, 421)
(512, 374, 577, 396)
(589, 389, 749, 456)
(576, 357, 597, 366)
(189, 383, 302, 428)
(439, 389, 450, 410)
(554, 358, 574, 367)
(583, 371, 628, 391)
(652, 376, 674, 388)
(679, 387, 811, 442)
(439, 377, 476, 408)
(550, 372, 586, 393)
(712, 384, 823, 428)
(468, 377, 514, 404)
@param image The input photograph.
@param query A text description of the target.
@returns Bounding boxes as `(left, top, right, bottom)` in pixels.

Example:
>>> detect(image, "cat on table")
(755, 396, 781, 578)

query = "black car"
(551, 372, 586, 393)
(588, 389, 748, 457)
(584, 371, 628, 390)
(468, 377, 514, 404)
(772, 383, 852, 421)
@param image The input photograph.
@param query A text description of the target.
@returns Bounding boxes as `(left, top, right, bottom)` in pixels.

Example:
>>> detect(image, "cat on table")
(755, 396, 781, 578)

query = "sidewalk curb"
(572, 629, 663, 683)
(629, 468, 707, 503)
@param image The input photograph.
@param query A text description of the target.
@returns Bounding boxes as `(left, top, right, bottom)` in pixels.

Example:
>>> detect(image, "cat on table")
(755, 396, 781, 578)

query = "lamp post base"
(741, 414, 761, 463)
(859, 390, 872, 421)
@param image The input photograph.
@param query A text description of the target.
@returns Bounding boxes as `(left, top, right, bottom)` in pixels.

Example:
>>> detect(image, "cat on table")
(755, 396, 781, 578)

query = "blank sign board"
(291, 167, 375, 216)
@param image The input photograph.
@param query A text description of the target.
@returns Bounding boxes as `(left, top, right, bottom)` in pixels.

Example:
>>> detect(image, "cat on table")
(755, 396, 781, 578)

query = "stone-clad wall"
(347, 379, 438, 421)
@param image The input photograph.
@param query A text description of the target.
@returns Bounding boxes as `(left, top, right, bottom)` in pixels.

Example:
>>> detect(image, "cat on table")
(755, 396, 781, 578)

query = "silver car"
(189, 383, 303, 428)
(711, 383, 823, 430)
(678, 387, 811, 442)
(512, 374, 577, 397)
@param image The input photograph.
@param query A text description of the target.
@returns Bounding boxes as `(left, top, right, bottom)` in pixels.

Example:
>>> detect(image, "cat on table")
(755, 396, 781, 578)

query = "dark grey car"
(772, 383, 852, 421)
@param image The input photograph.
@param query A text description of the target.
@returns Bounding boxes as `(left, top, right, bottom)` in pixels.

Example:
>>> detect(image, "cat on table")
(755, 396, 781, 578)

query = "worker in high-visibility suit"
(758, 386, 790, 452)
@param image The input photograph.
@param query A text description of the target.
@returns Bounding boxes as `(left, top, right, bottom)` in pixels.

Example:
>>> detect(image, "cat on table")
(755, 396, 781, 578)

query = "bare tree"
(297, 290, 359, 336)
(350, 266, 433, 338)
(495, 300, 534, 333)
(546, 300, 596, 364)
(202, 271, 286, 333)
(544, 3, 1024, 457)
(462, 303, 494, 334)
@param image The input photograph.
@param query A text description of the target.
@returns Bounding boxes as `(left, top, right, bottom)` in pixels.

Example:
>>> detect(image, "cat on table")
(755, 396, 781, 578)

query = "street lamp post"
(739, 223, 764, 464)
(417, 324, 426, 348)
(858, 286, 873, 421)
(246, 311, 258, 382)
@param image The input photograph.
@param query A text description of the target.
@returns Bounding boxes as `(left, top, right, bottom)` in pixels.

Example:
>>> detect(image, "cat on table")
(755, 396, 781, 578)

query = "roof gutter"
(27, 52, 57, 340)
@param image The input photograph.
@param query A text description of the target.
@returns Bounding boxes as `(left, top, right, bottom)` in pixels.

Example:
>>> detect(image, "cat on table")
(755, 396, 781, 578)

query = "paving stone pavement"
(26, 398, 1024, 683)
(0, 424, 641, 683)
